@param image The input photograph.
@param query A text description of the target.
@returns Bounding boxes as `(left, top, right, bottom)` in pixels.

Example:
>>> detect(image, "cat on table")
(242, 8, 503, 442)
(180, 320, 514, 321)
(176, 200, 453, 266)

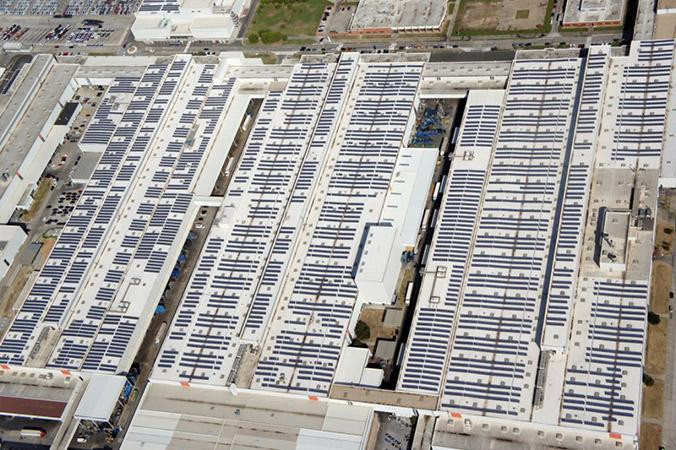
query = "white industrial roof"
(380, 147, 437, 248)
(0, 42, 671, 450)
(152, 54, 427, 397)
(122, 380, 374, 449)
(562, 0, 627, 25)
(74, 374, 126, 422)
(399, 40, 674, 447)
(0, 56, 76, 204)
(0, 55, 239, 375)
(350, 0, 447, 31)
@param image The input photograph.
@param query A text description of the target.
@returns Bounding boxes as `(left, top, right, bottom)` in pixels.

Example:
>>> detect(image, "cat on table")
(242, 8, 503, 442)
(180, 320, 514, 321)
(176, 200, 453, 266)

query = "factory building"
(400, 40, 675, 450)
(131, 0, 250, 43)
(0, 42, 672, 450)
(349, 0, 447, 34)
(0, 55, 80, 225)
(562, 0, 627, 28)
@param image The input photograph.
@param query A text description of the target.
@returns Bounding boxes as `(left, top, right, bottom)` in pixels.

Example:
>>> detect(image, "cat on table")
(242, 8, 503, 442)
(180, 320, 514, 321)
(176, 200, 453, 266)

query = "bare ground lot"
(645, 319, 668, 376)
(640, 422, 662, 450)
(643, 379, 664, 419)
(651, 261, 672, 314)
(455, 0, 549, 34)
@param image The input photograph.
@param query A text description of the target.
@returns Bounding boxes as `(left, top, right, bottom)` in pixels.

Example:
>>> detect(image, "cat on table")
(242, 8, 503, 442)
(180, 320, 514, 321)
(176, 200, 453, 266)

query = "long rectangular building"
(152, 55, 428, 395)
(0, 56, 240, 374)
(0, 44, 672, 450)
(403, 40, 675, 450)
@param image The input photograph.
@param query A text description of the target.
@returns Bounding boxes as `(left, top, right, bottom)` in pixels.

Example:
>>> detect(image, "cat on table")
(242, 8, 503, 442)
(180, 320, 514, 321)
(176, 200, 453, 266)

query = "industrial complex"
(0, 37, 671, 449)
(131, 0, 250, 42)
(0, 0, 674, 444)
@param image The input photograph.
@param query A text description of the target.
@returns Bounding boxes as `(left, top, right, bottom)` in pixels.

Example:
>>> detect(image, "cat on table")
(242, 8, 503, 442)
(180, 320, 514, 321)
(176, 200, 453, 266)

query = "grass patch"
(247, 0, 329, 45)
(561, 24, 623, 33)
(560, 26, 591, 33)
(20, 178, 52, 222)
(541, 0, 554, 34)
(244, 52, 278, 64)
(515, 9, 529, 19)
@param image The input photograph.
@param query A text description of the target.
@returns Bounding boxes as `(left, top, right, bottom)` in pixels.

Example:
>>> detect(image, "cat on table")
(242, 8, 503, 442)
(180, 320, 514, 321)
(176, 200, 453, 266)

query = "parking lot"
(43, 187, 80, 226)
(375, 412, 414, 450)
(0, 15, 132, 49)
(0, 0, 139, 16)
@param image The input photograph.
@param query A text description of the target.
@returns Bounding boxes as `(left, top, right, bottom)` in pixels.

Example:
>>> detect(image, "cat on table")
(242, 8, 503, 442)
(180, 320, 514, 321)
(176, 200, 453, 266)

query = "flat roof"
(350, 0, 447, 30)
(74, 375, 126, 422)
(54, 102, 78, 126)
(70, 151, 101, 184)
(0, 55, 65, 199)
(0, 366, 80, 421)
(0, 55, 237, 375)
(563, 0, 626, 24)
(152, 54, 426, 396)
(0, 396, 67, 419)
(398, 89, 505, 397)
(399, 41, 672, 444)
(123, 381, 374, 449)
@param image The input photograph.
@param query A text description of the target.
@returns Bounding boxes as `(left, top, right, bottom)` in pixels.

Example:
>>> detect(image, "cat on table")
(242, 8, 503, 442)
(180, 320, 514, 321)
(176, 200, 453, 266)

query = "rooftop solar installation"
(0, 56, 236, 374)
(0, 42, 672, 450)
(398, 40, 674, 442)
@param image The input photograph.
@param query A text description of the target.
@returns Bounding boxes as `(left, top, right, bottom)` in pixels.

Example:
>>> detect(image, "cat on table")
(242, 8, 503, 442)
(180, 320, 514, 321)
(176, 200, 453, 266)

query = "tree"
(648, 311, 661, 325)
(249, 33, 259, 44)
(355, 320, 370, 341)
(643, 373, 655, 386)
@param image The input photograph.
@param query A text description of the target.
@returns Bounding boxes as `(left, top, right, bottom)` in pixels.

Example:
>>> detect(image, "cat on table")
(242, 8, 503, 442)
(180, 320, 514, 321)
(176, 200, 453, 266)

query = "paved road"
(634, 0, 655, 40)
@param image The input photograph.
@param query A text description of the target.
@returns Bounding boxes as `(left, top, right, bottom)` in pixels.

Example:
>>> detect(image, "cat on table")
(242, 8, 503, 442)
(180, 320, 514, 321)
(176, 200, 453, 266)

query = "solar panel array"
(252, 61, 423, 396)
(0, 57, 236, 374)
(398, 91, 504, 395)
(138, 0, 179, 13)
(399, 41, 673, 440)
(555, 40, 674, 436)
(560, 279, 648, 433)
(439, 58, 581, 418)
(610, 40, 674, 163)
(540, 47, 610, 350)
(153, 58, 357, 384)
(0, 66, 166, 365)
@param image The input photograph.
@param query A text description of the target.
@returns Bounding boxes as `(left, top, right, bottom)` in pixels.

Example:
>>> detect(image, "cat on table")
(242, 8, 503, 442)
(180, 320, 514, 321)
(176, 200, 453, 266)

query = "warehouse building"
(0, 43, 672, 450)
(400, 40, 675, 450)
(122, 380, 377, 449)
(0, 55, 80, 224)
(0, 55, 247, 375)
(349, 0, 447, 34)
(562, 0, 627, 28)
(0, 225, 27, 281)
(131, 0, 250, 42)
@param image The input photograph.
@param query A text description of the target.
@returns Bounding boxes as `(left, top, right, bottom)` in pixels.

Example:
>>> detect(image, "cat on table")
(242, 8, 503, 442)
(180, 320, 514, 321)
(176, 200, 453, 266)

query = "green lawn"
(247, 0, 330, 44)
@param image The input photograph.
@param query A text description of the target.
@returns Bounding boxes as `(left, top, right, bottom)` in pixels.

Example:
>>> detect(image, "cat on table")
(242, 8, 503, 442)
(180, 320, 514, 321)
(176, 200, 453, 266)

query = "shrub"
(643, 373, 654, 386)
(258, 29, 286, 44)
(355, 320, 370, 341)
(648, 311, 661, 325)
(249, 33, 259, 44)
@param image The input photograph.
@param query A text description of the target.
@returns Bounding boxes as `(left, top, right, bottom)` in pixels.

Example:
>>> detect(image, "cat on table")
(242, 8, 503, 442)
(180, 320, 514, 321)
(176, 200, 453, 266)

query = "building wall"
(0, 225, 27, 281)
